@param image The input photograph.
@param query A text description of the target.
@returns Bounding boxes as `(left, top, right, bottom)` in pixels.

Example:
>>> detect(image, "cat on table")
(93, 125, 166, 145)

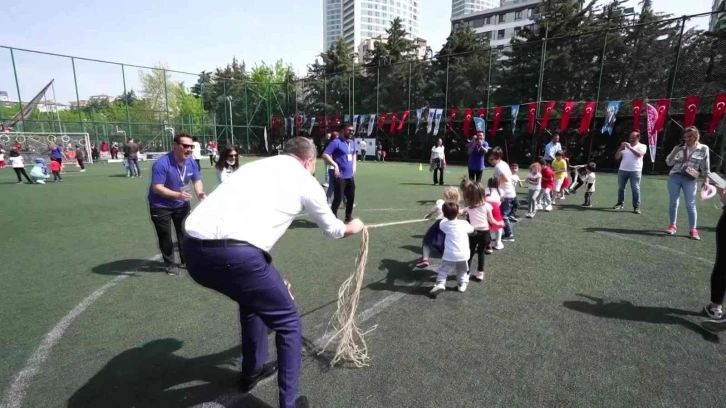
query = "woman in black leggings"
(702, 188, 726, 332)
(9, 150, 32, 184)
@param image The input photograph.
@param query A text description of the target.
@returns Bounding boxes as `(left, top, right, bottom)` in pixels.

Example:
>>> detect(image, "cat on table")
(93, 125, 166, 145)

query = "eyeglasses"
(229, 154, 238, 157)
(176, 142, 193, 149)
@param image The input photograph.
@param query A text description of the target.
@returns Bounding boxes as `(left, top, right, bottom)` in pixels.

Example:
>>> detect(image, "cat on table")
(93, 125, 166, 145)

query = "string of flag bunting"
(269, 93, 726, 139)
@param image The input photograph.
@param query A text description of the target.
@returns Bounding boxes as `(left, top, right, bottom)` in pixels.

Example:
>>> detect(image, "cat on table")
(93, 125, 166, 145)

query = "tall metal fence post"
(324, 75, 328, 135)
(660, 16, 687, 162)
(121, 64, 132, 140)
(10, 48, 25, 130)
(534, 22, 550, 158)
(244, 82, 250, 152)
(376, 66, 379, 140)
(407, 61, 412, 156)
(443, 55, 450, 128)
(223, 80, 229, 146)
(485, 49, 493, 110)
(70, 57, 84, 138)
(162, 69, 170, 151)
(588, 26, 610, 163)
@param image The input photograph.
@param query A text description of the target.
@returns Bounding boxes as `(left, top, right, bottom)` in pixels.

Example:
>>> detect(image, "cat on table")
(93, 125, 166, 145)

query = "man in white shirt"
(182, 137, 364, 408)
(613, 131, 647, 214)
(191, 136, 202, 171)
(544, 134, 562, 166)
(489, 147, 516, 241)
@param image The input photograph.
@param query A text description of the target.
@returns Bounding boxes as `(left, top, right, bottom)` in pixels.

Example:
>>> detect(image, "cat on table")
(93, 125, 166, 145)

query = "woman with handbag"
(665, 126, 711, 240)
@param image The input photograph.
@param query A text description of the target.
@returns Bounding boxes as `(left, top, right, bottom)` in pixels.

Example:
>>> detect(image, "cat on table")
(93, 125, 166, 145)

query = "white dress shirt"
(544, 142, 562, 161)
(185, 155, 347, 251)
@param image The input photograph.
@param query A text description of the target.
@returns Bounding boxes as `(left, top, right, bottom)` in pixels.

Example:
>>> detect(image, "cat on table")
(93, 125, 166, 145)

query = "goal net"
(0, 132, 93, 164)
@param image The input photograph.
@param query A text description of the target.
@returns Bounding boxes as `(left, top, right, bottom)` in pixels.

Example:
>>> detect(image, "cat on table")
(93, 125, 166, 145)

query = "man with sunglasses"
(148, 133, 206, 275)
(182, 137, 364, 408)
(322, 123, 357, 222)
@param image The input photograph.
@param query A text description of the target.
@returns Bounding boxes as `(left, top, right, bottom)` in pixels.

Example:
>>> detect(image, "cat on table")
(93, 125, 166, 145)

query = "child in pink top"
(462, 179, 504, 281)
(486, 177, 505, 250)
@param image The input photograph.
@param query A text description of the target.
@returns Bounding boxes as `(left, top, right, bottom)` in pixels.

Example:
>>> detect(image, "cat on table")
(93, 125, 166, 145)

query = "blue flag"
(511, 105, 520, 135)
(601, 101, 620, 135)
(473, 117, 486, 134)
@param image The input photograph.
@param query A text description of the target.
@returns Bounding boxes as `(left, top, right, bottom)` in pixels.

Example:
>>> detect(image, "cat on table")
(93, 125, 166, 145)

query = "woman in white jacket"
(215, 147, 239, 184)
(9, 150, 32, 184)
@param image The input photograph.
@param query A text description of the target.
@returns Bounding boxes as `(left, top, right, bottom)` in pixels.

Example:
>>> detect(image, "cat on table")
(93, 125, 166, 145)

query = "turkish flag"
(389, 112, 398, 134)
(526, 103, 537, 134)
(683, 95, 700, 129)
(655, 99, 670, 132)
(709, 93, 726, 134)
(317, 117, 325, 133)
(540, 101, 556, 131)
(578, 101, 596, 134)
(560, 101, 575, 133)
(491, 106, 503, 137)
(478, 108, 486, 119)
(463, 108, 474, 137)
(447, 107, 458, 134)
(632, 99, 643, 132)
(334, 114, 341, 130)
(397, 110, 409, 132)
(295, 116, 303, 135)
(378, 113, 387, 130)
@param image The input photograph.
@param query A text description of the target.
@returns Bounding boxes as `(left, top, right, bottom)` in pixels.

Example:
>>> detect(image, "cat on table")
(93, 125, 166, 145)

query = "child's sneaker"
(665, 225, 677, 235)
(545, 205, 553, 212)
(702, 315, 726, 333)
(526, 213, 535, 219)
(416, 258, 430, 267)
(458, 283, 467, 292)
(690, 229, 700, 241)
(493, 243, 504, 250)
(471, 271, 485, 281)
(502, 235, 515, 242)
(509, 216, 519, 223)
(536, 204, 543, 210)
(429, 283, 446, 297)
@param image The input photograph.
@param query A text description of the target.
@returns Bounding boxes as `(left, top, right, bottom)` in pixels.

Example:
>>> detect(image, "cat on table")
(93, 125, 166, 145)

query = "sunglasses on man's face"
(176, 142, 194, 149)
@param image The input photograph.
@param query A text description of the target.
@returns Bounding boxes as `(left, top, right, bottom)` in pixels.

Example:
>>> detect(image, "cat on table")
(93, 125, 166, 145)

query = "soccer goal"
(0, 132, 93, 164)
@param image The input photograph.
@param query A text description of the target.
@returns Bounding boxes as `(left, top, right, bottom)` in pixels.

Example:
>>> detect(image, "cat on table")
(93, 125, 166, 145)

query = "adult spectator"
(358, 138, 367, 161)
(182, 137, 364, 408)
(125, 138, 140, 177)
(148, 133, 206, 275)
(50, 142, 65, 168)
(467, 131, 490, 182)
(192, 136, 202, 170)
(664, 126, 710, 240)
(323, 123, 357, 222)
(215, 147, 239, 184)
(489, 147, 516, 241)
(75, 145, 86, 172)
(322, 132, 337, 204)
(430, 138, 446, 185)
(544, 134, 562, 166)
(613, 131, 647, 214)
(702, 188, 726, 332)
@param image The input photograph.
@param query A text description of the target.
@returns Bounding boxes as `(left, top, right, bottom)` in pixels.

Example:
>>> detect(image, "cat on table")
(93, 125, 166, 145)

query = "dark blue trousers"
(182, 237, 301, 408)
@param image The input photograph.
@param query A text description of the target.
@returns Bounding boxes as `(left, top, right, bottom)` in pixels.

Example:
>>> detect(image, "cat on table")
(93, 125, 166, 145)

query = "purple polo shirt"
(51, 146, 63, 159)
(323, 137, 355, 179)
(147, 152, 201, 208)
(467, 141, 490, 171)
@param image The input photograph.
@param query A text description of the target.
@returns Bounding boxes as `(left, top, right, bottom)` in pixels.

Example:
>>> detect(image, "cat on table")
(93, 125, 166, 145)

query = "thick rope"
(321, 218, 429, 367)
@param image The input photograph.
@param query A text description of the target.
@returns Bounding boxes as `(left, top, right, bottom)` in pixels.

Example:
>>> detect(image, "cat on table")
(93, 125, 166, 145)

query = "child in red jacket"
(537, 156, 554, 211)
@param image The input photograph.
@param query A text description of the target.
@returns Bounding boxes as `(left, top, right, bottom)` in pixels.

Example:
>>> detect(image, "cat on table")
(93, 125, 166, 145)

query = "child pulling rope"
(321, 218, 429, 367)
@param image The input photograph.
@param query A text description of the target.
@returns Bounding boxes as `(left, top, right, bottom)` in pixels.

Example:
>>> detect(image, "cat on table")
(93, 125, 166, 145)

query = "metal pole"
(443, 55, 450, 130)
(244, 82, 250, 152)
(536, 22, 549, 117)
(267, 83, 272, 142)
(162, 69, 170, 151)
(407, 61, 412, 157)
(376, 66, 380, 140)
(228, 96, 234, 146)
(660, 16, 687, 167)
(121, 64, 132, 140)
(223, 80, 229, 146)
(324, 75, 328, 135)
(10, 48, 25, 130)
(71, 57, 83, 135)
(588, 25, 610, 163)
(486, 49, 493, 111)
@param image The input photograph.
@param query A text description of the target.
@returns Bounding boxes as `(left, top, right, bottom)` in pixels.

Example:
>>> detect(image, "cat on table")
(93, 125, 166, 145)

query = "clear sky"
(0, 0, 714, 105)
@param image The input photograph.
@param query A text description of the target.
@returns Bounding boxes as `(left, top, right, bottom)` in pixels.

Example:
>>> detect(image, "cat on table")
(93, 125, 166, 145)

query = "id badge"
(347, 154, 353, 161)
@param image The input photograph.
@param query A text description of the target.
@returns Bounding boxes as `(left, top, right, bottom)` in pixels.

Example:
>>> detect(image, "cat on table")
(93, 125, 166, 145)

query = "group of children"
(417, 151, 598, 297)
(4, 150, 64, 184)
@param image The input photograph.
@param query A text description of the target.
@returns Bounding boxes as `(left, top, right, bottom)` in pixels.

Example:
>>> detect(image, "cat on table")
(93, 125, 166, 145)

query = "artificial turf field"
(1, 158, 724, 408)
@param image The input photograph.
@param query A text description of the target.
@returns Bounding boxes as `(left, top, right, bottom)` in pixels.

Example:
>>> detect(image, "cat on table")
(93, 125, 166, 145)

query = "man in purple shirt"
(467, 131, 490, 182)
(148, 133, 206, 275)
(322, 123, 357, 222)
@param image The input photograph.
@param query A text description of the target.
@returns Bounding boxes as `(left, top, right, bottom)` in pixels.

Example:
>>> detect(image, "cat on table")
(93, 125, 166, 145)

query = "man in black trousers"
(322, 123, 357, 222)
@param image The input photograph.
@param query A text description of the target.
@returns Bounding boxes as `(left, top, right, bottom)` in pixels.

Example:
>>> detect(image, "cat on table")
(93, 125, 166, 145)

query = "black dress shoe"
(238, 361, 278, 392)
(296, 396, 309, 408)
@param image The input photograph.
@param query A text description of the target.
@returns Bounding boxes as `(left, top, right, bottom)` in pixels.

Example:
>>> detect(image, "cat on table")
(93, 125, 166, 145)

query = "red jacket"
(541, 167, 555, 190)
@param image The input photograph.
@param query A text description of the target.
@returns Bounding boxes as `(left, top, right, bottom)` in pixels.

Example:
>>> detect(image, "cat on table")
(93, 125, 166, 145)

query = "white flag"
(367, 114, 376, 136)
(264, 127, 268, 152)
(309, 117, 315, 134)
(415, 109, 423, 133)
(352, 115, 359, 134)
(427, 108, 436, 134)
(433, 109, 444, 136)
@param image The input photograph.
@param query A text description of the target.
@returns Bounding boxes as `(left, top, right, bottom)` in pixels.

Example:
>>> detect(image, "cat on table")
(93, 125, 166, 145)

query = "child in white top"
(582, 162, 597, 207)
(461, 179, 504, 282)
(0, 148, 5, 168)
(418, 187, 460, 267)
(430, 201, 474, 297)
(526, 162, 543, 218)
(508, 163, 523, 220)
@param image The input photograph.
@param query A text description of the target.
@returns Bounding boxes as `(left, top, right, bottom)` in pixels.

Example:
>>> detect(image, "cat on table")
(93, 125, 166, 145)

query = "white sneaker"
(458, 283, 467, 292)
(536, 205, 543, 210)
(526, 213, 534, 219)
(80, 169, 86, 172)
(494, 243, 504, 250)
(545, 205, 553, 212)
(430, 284, 446, 297)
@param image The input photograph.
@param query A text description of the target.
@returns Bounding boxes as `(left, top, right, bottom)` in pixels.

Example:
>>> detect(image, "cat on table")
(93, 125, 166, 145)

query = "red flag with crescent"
(478, 108, 486, 119)
(295, 116, 303, 136)
(655, 99, 670, 132)
(632, 99, 643, 132)
(389, 112, 398, 134)
(491, 106, 502, 137)
(378, 113, 387, 130)
(709, 93, 726, 135)
(317, 117, 325, 133)
(526, 103, 537, 134)
(683, 96, 700, 129)
(397, 110, 409, 132)
(560, 101, 575, 133)
(447, 107, 458, 134)
(540, 101, 556, 131)
(578, 101, 596, 134)
(463, 108, 474, 137)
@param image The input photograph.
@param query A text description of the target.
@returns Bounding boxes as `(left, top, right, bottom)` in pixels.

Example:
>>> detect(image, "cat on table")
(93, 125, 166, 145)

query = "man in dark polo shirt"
(322, 123, 357, 222)
(148, 133, 206, 275)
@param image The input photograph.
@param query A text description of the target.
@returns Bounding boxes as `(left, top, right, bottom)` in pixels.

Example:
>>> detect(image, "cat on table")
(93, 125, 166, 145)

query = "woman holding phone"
(664, 126, 710, 240)
(701, 187, 726, 332)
